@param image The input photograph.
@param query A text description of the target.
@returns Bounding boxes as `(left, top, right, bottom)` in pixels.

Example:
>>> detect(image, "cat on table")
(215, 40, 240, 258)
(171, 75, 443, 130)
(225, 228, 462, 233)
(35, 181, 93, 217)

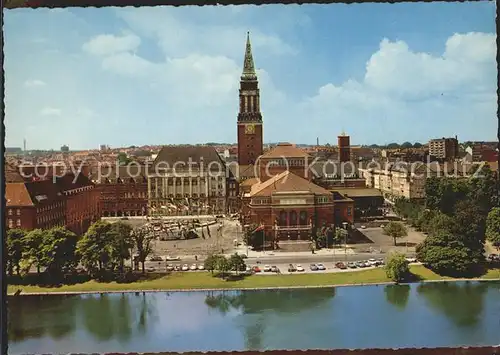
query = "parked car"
(253, 266, 261, 273)
(336, 262, 347, 270)
(146, 266, 155, 272)
(347, 262, 357, 269)
(166, 256, 181, 261)
(488, 254, 499, 261)
(181, 264, 189, 271)
(166, 265, 174, 271)
(356, 261, 365, 268)
(296, 264, 305, 272)
(150, 255, 163, 261)
(406, 257, 417, 263)
(368, 258, 378, 266)
(377, 258, 385, 265)
(245, 266, 253, 273)
(310, 264, 319, 271)
(316, 263, 326, 271)
(271, 266, 279, 273)
(288, 264, 297, 272)
(174, 265, 181, 271)
(190, 264, 197, 271)
(197, 265, 205, 270)
(263, 265, 272, 272)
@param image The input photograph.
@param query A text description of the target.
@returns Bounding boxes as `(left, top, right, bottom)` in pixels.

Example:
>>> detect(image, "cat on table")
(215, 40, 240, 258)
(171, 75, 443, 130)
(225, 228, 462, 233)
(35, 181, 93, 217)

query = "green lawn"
(7, 265, 500, 294)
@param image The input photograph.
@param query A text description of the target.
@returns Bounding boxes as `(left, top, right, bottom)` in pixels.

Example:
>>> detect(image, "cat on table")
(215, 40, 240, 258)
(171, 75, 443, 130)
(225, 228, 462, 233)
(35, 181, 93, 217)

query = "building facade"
(242, 171, 337, 249)
(91, 165, 148, 217)
(429, 137, 459, 160)
(338, 132, 351, 163)
(147, 146, 228, 215)
(237, 33, 264, 166)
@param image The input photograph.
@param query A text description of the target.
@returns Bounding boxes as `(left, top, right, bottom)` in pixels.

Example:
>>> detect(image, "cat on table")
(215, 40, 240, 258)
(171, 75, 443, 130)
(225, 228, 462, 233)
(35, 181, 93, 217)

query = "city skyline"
(4, 3, 497, 150)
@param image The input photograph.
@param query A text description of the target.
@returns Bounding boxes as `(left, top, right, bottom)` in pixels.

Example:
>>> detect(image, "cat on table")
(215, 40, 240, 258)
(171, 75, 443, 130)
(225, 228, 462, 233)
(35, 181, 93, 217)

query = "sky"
(4, 3, 497, 150)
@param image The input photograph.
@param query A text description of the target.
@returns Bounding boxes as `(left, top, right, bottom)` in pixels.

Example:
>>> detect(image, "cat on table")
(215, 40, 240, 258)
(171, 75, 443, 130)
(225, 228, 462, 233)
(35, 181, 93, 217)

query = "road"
(142, 252, 417, 269)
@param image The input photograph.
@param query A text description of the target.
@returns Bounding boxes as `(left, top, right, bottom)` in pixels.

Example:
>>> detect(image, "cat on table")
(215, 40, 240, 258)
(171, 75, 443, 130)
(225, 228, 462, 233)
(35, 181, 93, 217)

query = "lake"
(7, 281, 500, 354)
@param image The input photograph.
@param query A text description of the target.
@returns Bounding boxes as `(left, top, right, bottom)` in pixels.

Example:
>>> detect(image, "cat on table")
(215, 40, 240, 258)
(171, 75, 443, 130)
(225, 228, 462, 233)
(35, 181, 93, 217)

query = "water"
(7, 281, 500, 354)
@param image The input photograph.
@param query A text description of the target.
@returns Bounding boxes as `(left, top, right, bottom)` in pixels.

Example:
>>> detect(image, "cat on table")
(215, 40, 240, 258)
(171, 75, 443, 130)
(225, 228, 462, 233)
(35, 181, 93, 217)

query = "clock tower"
(237, 32, 263, 166)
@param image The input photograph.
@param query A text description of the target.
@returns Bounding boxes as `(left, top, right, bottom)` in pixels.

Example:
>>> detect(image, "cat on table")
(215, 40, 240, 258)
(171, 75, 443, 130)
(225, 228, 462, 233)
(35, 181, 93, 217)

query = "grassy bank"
(7, 265, 500, 294)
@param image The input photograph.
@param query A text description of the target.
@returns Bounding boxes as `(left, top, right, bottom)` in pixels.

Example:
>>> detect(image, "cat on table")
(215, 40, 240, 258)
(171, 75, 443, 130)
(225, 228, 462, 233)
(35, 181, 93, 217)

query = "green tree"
(413, 142, 423, 148)
(77, 221, 115, 275)
(243, 224, 264, 250)
(486, 207, 500, 250)
(401, 142, 413, 149)
(333, 228, 345, 247)
(132, 226, 154, 273)
(229, 253, 246, 274)
(204, 254, 218, 274)
(22, 228, 47, 274)
(44, 227, 79, 276)
(215, 255, 231, 278)
(109, 222, 134, 273)
(6, 229, 26, 276)
(385, 252, 410, 283)
(426, 211, 454, 237)
(383, 222, 408, 246)
(416, 232, 482, 276)
(450, 199, 486, 261)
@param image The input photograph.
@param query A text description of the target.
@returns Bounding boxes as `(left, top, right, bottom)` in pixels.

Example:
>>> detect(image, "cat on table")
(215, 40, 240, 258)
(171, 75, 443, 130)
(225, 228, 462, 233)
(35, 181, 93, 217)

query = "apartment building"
(429, 137, 459, 160)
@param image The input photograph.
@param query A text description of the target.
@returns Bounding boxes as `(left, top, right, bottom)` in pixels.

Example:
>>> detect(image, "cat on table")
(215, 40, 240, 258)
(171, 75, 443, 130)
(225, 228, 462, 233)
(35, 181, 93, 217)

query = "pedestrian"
(195, 255, 198, 261)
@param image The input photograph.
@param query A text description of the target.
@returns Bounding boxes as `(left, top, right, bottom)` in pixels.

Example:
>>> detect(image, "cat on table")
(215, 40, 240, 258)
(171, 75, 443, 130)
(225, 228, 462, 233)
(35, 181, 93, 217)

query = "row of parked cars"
(488, 254, 500, 262)
(146, 263, 205, 272)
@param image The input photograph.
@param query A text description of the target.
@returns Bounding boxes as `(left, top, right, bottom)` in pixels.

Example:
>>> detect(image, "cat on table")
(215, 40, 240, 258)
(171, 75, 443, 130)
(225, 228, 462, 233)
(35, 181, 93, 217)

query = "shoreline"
(8, 277, 500, 296)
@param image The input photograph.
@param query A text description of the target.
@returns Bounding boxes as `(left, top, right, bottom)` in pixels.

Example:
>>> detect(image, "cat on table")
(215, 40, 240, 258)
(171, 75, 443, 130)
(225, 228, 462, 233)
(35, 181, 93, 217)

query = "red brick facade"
(338, 134, 351, 163)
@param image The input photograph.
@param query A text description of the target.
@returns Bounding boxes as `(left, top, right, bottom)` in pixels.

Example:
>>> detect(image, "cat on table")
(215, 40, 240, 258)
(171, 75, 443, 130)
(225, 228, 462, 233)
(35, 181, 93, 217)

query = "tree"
(44, 227, 79, 276)
(229, 253, 246, 274)
(386, 143, 400, 149)
(486, 207, 500, 250)
(383, 222, 408, 246)
(215, 255, 231, 278)
(109, 222, 134, 273)
(23, 229, 47, 274)
(243, 224, 264, 250)
(416, 232, 482, 276)
(132, 226, 154, 273)
(401, 142, 413, 149)
(450, 199, 486, 261)
(204, 254, 218, 274)
(385, 252, 410, 283)
(77, 221, 115, 275)
(413, 142, 423, 148)
(7, 229, 26, 276)
(334, 228, 346, 247)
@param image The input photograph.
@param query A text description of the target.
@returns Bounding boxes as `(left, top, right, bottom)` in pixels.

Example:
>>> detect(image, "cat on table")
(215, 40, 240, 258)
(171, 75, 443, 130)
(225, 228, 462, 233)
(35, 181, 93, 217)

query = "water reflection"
(417, 282, 488, 327)
(204, 288, 336, 349)
(205, 288, 336, 315)
(384, 285, 411, 310)
(8, 295, 77, 342)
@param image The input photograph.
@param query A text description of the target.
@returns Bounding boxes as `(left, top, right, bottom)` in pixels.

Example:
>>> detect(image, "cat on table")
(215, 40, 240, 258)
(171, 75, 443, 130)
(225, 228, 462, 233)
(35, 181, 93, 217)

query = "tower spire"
(241, 32, 257, 81)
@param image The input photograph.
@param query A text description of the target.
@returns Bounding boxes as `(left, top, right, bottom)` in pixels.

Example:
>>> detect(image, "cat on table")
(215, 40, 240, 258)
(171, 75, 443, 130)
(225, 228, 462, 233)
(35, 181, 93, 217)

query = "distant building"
(338, 132, 351, 163)
(428, 137, 459, 160)
(61, 145, 69, 153)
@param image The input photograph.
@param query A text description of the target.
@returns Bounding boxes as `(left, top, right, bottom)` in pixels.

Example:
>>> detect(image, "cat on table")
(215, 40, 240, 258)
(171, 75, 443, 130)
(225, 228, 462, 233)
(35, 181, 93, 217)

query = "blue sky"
(4, 3, 497, 150)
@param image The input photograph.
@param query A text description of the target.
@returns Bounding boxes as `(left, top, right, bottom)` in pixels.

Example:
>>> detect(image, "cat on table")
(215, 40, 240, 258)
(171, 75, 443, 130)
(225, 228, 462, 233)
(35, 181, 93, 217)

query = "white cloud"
(24, 79, 46, 87)
(39, 107, 61, 116)
(82, 33, 141, 57)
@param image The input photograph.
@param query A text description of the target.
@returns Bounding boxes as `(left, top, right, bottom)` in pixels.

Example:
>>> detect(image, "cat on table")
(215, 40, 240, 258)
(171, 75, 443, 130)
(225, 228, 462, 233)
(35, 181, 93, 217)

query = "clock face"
(245, 124, 255, 134)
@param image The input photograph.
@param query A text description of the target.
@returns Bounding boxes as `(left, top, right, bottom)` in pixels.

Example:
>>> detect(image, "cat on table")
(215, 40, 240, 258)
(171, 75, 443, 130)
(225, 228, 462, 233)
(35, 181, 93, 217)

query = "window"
(8, 219, 13, 228)
(16, 219, 21, 227)
(8, 209, 12, 216)
(347, 207, 352, 216)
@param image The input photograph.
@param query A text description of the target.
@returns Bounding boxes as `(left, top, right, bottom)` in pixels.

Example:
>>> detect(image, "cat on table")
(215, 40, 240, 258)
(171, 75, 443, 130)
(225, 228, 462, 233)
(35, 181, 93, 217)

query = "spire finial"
(242, 32, 257, 81)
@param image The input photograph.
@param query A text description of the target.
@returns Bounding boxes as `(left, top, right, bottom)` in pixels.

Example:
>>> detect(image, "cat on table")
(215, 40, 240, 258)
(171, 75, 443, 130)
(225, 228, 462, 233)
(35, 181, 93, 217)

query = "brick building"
(429, 137, 459, 160)
(257, 143, 311, 182)
(56, 173, 100, 235)
(338, 132, 351, 162)
(90, 165, 148, 217)
(242, 170, 340, 250)
(6, 165, 99, 234)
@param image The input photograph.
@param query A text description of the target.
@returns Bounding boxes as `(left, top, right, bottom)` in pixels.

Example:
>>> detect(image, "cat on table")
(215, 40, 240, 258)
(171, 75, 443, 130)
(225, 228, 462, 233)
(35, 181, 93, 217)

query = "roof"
(152, 146, 225, 172)
(332, 188, 383, 198)
(5, 163, 25, 183)
(261, 143, 310, 159)
(89, 165, 148, 183)
(240, 177, 259, 187)
(55, 173, 94, 192)
(309, 160, 359, 177)
(227, 164, 257, 180)
(6, 183, 34, 206)
(249, 170, 331, 197)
